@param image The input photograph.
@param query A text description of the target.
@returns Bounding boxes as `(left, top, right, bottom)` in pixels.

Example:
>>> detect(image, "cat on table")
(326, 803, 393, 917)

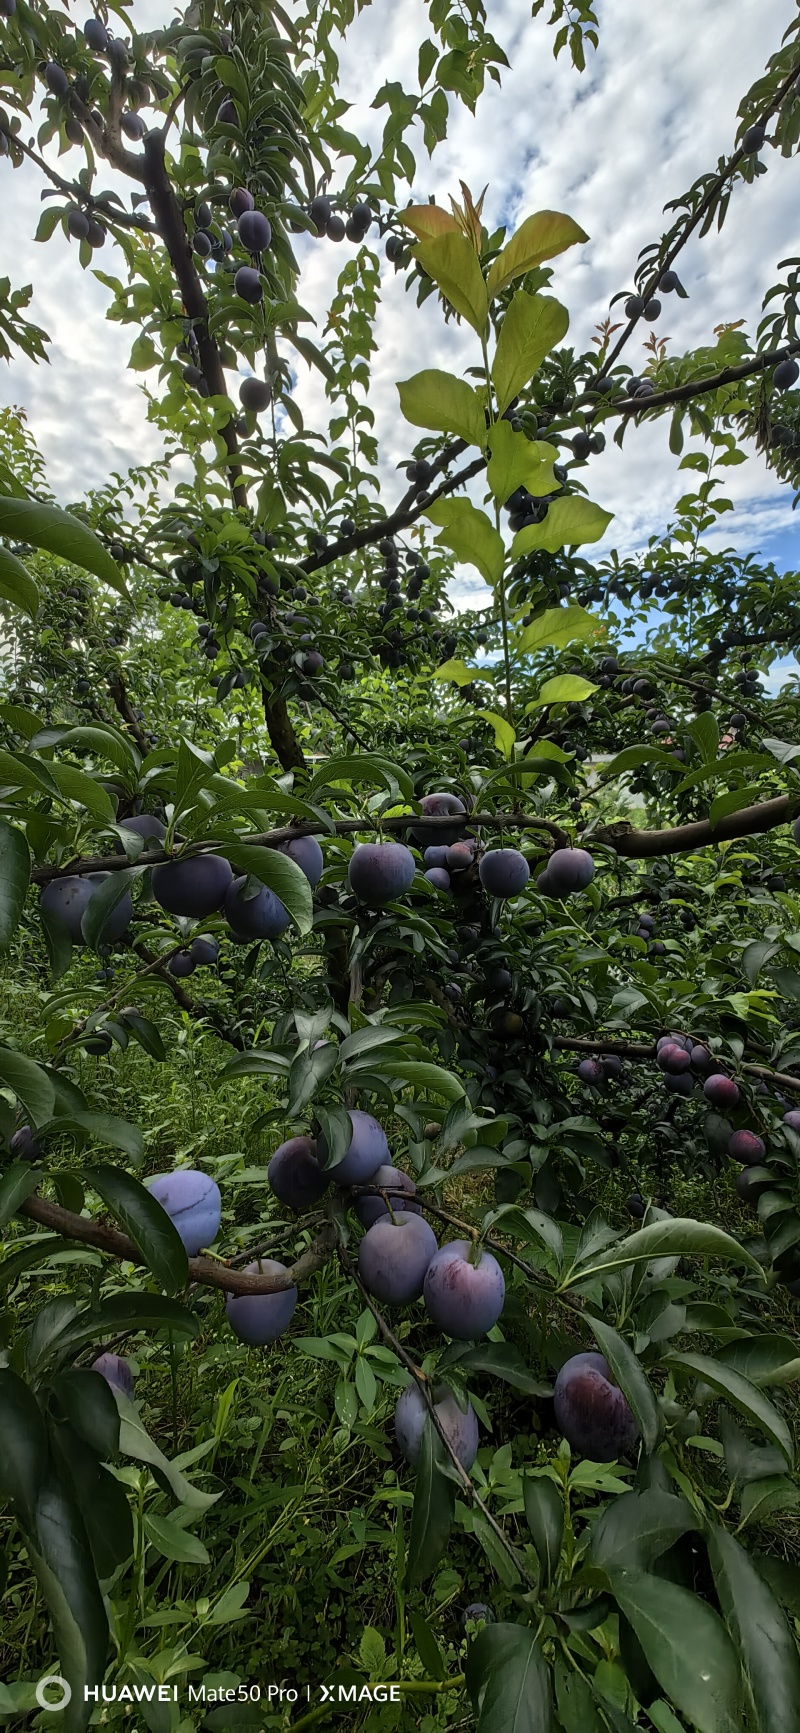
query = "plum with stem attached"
(423, 1240, 504, 1338)
(358, 1211, 437, 1304)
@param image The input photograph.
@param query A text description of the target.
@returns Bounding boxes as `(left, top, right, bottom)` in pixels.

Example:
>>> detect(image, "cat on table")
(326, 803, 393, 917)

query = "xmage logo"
(319, 1685, 401, 1704)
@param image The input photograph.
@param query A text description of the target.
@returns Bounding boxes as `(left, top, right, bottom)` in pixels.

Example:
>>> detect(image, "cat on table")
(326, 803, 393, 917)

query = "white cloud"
(2, 0, 798, 597)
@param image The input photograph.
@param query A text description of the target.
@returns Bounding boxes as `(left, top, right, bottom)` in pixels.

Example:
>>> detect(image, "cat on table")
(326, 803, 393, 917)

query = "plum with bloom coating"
(358, 1211, 438, 1304)
(319, 1107, 389, 1186)
(146, 1169, 221, 1256)
(395, 1381, 478, 1469)
(226, 1260, 297, 1344)
(423, 1240, 504, 1338)
(554, 1352, 638, 1460)
(478, 849, 530, 898)
(348, 842, 415, 906)
(268, 1136, 329, 1211)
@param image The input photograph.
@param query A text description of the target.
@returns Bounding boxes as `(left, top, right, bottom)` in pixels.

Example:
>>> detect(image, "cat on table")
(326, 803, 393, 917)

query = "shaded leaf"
(397, 370, 485, 447)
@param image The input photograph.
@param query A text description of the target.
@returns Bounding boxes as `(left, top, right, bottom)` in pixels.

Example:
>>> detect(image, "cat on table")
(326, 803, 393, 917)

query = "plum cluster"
(307, 193, 373, 245)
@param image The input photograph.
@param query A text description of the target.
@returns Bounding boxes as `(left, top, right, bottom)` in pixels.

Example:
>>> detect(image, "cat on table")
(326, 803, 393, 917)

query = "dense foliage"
(3, 3, 800, 1731)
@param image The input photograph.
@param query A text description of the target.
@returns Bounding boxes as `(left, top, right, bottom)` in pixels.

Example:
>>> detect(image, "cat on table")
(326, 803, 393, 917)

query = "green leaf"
(532, 674, 599, 707)
(0, 542, 39, 617)
(571, 1219, 765, 1284)
(27, 1475, 110, 1733)
(425, 497, 505, 587)
(591, 1489, 697, 1574)
(61, 1110, 144, 1161)
(688, 710, 720, 765)
(144, 1512, 209, 1566)
(217, 844, 312, 935)
(0, 820, 30, 951)
(88, 1165, 189, 1293)
(554, 1659, 605, 1733)
(0, 496, 128, 598)
(433, 658, 482, 686)
(479, 710, 516, 759)
(414, 231, 489, 333)
(511, 496, 613, 557)
(523, 1474, 563, 1587)
(80, 868, 140, 949)
(51, 1370, 121, 1461)
(486, 421, 558, 501)
(47, 761, 117, 824)
(492, 291, 569, 412)
(709, 1525, 800, 1733)
(405, 1420, 455, 1586)
(588, 1319, 662, 1455)
(43, 723, 140, 778)
(407, 1609, 445, 1681)
(0, 1047, 55, 1126)
(114, 1393, 219, 1511)
(380, 1059, 466, 1101)
(717, 1333, 800, 1387)
(665, 1351, 793, 1463)
(487, 209, 589, 300)
(516, 604, 595, 655)
(465, 1622, 553, 1733)
(50, 1420, 133, 1580)
(449, 1342, 550, 1395)
(0, 1368, 48, 1523)
(609, 1571, 742, 1733)
(397, 369, 485, 447)
(602, 744, 684, 776)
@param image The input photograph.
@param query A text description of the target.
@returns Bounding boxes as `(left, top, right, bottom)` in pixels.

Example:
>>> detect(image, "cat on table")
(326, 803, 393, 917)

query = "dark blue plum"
(395, 1381, 478, 1469)
(423, 845, 449, 869)
(544, 849, 595, 895)
(10, 1124, 42, 1159)
(425, 867, 450, 890)
(553, 1352, 638, 1460)
(190, 936, 219, 967)
(224, 874, 290, 939)
(577, 1058, 605, 1086)
(146, 1169, 222, 1256)
(423, 1240, 504, 1338)
(358, 1211, 437, 1304)
(40, 873, 132, 943)
(411, 792, 466, 847)
(152, 855, 233, 919)
(168, 950, 195, 978)
(348, 843, 415, 906)
(478, 849, 530, 898)
(225, 1259, 297, 1344)
(120, 814, 166, 843)
(279, 834, 324, 888)
(268, 1136, 330, 1212)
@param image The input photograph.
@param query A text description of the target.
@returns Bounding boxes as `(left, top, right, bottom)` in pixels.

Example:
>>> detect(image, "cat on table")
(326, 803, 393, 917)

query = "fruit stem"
(467, 1233, 482, 1268)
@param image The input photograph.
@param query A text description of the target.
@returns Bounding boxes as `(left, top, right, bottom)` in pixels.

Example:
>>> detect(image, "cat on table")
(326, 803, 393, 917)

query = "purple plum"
(358, 1211, 438, 1303)
(544, 848, 595, 895)
(411, 792, 467, 847)
(278, 834, 324, 888)
(224, 874, 290, 939)
(152, 855, 233, 919)
(395, 1380, 478, 1470)
(728, 1129, 766, 1163)
(355, 1164, 419, 1227)
(423, 1240, 505, 1339)
(553, 1351, 638, 1460)
(268, 1135, 330, 1211)
(319, 1108, 390, 1186)
(704, 1074, 740, 1110)
(478, 849, 530, 898)
(226, 1259, 297, 1345)
(91, 1353, 134, 1398)
(348, 842, 416, 906)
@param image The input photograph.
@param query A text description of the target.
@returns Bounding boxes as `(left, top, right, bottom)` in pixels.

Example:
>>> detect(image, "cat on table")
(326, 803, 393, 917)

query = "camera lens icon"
(35, 1675, 72, 1713)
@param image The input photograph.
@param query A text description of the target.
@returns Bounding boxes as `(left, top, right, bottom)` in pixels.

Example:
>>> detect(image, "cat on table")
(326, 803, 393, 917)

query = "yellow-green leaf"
(414, 232, 489, 334)
(399, 205, 461, 242)
(433, 659, 481, 687)
(511, 496, 613, 557)
(486, 422, 558, 502)
(425, 498, 505, 587)
(531, 674, 599, 707)
(487, 210, 589, 301)
(492, 291, 569, 413)
(396, 371, 485, 447)
(480, 710, 516, 759)
(516, 604, 596, 655)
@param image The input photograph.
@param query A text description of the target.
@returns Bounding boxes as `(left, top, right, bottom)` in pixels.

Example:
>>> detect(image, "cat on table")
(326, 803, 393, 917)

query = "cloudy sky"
(1, 0, 798, 611)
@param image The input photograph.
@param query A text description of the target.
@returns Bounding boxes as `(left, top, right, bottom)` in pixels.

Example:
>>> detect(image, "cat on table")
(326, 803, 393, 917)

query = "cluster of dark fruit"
(306, 192, 373, 246)
(41, 25, 146, 150)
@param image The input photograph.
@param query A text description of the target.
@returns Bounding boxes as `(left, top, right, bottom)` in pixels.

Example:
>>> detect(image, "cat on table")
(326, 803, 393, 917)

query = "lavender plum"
(278, 834, 324, 888)
(543, 848, 595, 895)
(268, 1136, 330, 1212)
(553, 1352, 638, 1460)
(91, 1353, 134, 1398)
(411, 791, 466, 847)
(120, 814, 166, 843)
(146, 1169, 222, 1256)
(355, 1164, 419, 1227)
(395, 1380, 478, 1470)
(319, 1108, 389, 1186)
(225, 1260, 297, 1345)
(423, 1240, 505, 1338)
(358, 1211, 438, 1303)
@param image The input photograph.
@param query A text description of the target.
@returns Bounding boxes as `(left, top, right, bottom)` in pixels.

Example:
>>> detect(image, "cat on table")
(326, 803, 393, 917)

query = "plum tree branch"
(0, 121, 156, 233)
(600, 55, 800, 378)
(592, 792, 795, 856)
(552, 1035, 800, 1093)
(600, 338, 800, 420)
(298, 453, 486, 574)
(18, 1191, 337, 1294)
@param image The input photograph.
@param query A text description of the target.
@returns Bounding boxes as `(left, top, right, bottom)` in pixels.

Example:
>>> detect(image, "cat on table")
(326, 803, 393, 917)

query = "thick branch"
(593, 793, 794, 857)
(19, 1192, 337, 1294)
(299, 454, 486, 575)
